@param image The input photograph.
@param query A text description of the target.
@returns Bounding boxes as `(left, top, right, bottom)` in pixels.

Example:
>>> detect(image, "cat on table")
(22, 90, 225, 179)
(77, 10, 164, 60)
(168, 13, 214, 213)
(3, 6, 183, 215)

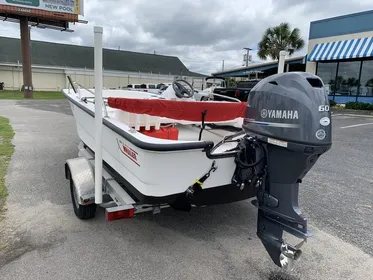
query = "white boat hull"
(67, 93, 248, 203)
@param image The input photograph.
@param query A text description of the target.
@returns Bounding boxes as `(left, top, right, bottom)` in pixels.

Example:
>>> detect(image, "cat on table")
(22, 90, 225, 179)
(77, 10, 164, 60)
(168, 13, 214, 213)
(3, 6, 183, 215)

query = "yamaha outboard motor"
(240, 72, 332, 270)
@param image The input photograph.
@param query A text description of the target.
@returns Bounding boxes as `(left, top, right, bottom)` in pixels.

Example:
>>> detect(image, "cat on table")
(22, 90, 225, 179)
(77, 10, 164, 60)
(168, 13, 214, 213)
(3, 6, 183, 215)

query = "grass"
(0, 90, 65, 100)
(0, 116, 15, 217)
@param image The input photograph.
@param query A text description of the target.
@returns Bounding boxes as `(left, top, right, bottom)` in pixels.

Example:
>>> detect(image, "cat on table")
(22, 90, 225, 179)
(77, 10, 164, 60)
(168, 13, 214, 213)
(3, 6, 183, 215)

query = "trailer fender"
(65, 157, 96, 205)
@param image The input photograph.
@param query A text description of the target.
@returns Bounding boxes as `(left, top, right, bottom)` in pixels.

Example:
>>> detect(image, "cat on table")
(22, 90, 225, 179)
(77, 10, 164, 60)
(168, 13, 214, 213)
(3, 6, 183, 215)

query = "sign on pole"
(0, 0, 84, 19)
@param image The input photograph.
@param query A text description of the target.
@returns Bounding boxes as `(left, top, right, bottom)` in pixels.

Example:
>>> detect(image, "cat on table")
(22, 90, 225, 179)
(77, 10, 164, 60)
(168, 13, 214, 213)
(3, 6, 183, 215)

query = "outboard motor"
(240, 72, 332, 270)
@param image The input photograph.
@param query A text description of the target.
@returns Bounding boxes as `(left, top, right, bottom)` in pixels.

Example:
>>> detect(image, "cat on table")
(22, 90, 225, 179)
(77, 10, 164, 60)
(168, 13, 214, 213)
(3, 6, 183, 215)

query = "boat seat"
(109, 97, 248, 130)
(109, 97, 247, 118)
(114, 110, 162, 130)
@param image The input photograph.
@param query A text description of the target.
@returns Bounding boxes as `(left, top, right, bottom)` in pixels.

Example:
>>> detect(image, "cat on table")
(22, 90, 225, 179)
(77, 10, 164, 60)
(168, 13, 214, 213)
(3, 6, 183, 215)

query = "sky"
(0, 0, 372, 75)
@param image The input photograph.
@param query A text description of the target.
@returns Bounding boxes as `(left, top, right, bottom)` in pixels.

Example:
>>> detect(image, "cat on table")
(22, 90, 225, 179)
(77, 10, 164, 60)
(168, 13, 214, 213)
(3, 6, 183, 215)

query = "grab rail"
(66, 75, 108, 118)
(208, 92, 241, 103)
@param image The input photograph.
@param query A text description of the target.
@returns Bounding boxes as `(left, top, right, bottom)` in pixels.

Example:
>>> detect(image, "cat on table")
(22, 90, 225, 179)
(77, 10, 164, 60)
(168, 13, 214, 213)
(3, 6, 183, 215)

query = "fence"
(0, 63, 205, 91)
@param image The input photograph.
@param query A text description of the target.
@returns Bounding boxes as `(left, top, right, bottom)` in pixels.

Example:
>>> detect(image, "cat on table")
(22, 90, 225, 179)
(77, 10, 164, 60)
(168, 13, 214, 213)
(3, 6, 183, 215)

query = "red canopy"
(107, 97, 248, 122)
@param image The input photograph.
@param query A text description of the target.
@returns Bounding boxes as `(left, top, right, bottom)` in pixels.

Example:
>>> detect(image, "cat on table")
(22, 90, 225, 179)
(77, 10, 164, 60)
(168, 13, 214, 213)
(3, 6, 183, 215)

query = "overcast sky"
(0, 0, 372, 74)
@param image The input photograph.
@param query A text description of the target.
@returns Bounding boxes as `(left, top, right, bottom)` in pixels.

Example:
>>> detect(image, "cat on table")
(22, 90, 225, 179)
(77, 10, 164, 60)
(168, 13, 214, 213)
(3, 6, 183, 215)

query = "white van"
(124, 83, 161, 94)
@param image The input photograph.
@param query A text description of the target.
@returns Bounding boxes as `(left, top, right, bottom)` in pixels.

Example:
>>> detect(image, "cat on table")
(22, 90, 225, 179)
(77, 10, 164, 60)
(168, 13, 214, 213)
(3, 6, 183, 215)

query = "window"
(334, 61, 361, 96)
(148, 84, 156, 89)
(316, 62, 337, 95)
(134, 84, 141, 88)
(359, 60, 373, 96)
(238, 80, 260, 89)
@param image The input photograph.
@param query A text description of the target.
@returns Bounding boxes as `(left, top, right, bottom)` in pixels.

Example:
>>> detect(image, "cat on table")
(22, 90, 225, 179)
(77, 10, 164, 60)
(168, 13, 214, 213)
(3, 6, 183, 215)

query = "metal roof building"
(0, 36, 206, 91)
(211, 9, 373, 104)
(0, 36, 205, 77)
(211, 55, 307, 78)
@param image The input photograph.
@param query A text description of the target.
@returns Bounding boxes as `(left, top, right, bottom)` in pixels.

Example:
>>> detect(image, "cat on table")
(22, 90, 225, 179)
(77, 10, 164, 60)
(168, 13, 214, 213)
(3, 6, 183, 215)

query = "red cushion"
(107, 98, 248, 122)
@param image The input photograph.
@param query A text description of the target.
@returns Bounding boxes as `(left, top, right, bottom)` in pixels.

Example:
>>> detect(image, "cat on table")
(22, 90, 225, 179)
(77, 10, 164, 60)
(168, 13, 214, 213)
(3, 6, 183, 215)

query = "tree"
(257, 22, 305, 61)
(365, 78, 373, 96)
(226, 77, 237, 87)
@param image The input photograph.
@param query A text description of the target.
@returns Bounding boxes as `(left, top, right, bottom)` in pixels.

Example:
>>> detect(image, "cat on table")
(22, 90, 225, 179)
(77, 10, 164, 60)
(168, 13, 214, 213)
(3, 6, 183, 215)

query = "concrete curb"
(331, 108, 373, 116)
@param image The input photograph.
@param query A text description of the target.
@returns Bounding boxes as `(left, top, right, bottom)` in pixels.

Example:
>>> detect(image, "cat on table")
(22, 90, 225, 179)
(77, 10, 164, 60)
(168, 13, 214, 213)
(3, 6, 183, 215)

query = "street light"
(243, 47, 252, 67)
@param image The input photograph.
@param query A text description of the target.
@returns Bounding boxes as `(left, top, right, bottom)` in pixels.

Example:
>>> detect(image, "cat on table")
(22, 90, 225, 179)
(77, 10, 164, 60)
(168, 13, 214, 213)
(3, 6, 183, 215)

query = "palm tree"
(257, 22, 305, 60)
(365, 78, 373, 96)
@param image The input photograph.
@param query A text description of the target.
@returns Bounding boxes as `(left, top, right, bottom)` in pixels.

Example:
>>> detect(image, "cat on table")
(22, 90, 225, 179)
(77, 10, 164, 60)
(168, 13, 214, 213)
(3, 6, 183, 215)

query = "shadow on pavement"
(15, 100, 73, 116)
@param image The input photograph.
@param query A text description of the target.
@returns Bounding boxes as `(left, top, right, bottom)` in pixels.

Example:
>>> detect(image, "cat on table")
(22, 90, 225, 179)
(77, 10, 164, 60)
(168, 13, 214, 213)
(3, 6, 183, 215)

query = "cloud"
(0, 0, 372, 74)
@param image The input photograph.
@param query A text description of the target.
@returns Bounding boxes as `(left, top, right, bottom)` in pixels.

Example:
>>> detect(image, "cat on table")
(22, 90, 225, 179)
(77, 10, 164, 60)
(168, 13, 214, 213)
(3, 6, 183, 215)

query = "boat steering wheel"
(172, 79, 195, 99)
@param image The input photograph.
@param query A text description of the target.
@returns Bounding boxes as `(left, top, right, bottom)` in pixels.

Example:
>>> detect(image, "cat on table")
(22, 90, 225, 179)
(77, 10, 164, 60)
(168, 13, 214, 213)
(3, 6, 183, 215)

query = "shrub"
(345, 101, 373, 110)
(329, 100, 336, 107)
(345, 102, 358, 109)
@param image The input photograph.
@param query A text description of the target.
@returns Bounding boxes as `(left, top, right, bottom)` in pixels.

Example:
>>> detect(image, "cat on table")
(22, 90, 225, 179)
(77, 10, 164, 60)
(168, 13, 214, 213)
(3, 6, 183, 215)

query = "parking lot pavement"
(300, 114, 373, 256)
(0, 100, 373, 280)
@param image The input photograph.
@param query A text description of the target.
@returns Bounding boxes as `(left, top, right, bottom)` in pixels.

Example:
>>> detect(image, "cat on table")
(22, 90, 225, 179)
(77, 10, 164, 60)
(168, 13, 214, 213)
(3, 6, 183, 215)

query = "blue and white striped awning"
(308, 37, 373, 62)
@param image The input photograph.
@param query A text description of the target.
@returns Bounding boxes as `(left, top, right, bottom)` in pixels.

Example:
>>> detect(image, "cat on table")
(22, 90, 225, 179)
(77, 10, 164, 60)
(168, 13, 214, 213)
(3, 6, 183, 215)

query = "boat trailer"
(65, 141, 169, 221)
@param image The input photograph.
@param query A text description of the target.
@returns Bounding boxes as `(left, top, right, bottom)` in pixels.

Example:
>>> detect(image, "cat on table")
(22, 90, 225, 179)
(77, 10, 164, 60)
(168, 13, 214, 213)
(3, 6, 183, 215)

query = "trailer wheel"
(69, 177, 96, 219)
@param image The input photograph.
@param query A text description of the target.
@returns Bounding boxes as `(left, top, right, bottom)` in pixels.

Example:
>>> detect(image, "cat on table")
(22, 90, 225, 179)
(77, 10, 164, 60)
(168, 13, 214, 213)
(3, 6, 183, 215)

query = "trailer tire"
(69, 177, 96, 220)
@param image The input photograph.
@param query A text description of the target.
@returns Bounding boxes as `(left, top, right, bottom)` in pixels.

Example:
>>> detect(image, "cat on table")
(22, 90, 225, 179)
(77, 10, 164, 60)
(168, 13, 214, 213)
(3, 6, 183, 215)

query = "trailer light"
(105, 205, 135, 221)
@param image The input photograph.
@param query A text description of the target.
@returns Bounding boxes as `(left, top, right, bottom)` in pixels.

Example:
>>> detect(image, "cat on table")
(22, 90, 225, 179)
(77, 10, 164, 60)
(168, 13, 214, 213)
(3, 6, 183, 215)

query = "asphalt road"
(0, 100, 373, 280)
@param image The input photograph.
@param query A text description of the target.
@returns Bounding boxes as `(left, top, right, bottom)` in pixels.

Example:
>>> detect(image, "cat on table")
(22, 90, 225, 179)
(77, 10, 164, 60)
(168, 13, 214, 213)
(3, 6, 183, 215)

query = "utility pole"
(243, 47, 252, 67)
(20, 17, 33, 98)
(222, 60, 225, 71)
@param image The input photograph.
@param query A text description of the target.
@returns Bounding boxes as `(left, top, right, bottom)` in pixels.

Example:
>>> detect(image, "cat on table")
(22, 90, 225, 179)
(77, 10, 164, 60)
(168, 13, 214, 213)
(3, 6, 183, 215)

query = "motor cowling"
(243, 71, 332, 150)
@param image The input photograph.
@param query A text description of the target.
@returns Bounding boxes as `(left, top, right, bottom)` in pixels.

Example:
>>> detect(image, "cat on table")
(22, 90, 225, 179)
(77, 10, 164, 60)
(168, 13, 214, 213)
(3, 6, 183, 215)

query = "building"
(306, 10, 373, 103)
(211, 55, 306, 79)
(211, 9, 373, 104)
(0, 36, 206, 91)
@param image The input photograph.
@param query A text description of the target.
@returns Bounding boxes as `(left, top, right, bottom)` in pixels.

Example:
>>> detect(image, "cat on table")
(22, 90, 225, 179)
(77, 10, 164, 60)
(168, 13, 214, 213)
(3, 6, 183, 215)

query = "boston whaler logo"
(260, 109, 299, 120)
(117, 138, 140, 166)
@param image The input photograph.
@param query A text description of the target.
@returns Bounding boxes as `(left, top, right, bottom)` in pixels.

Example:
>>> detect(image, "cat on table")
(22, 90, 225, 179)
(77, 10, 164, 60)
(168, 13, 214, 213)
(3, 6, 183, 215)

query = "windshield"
(206, 81, 225, 88)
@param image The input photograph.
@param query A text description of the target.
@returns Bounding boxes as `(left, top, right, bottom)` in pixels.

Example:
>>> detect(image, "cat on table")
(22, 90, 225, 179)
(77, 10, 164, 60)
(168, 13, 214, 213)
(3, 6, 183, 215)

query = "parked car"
(213, 79, 261, 102)
(124, 83, 161, 94)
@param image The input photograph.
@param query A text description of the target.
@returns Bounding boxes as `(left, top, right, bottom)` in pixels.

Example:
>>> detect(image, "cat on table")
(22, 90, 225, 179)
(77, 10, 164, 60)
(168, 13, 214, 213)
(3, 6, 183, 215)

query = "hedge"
(344, 101, 373, 110)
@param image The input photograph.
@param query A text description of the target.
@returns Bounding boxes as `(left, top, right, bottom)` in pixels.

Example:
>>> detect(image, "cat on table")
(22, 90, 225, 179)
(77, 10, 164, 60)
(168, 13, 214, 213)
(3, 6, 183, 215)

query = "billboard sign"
(0, 0, 84, 16)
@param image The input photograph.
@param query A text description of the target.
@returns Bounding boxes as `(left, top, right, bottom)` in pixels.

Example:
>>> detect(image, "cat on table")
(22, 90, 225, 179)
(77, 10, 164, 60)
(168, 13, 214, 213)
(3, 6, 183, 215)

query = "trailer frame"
(65, 141, 169, 221)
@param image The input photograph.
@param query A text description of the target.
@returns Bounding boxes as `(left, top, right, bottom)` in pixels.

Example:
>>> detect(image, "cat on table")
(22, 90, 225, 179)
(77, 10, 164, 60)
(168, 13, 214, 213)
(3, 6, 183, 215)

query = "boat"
(193, 76, 227, 101)
(157, 77, 227, 101)
(201, 76, 227, 93)
(63, 26, 332, 271)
